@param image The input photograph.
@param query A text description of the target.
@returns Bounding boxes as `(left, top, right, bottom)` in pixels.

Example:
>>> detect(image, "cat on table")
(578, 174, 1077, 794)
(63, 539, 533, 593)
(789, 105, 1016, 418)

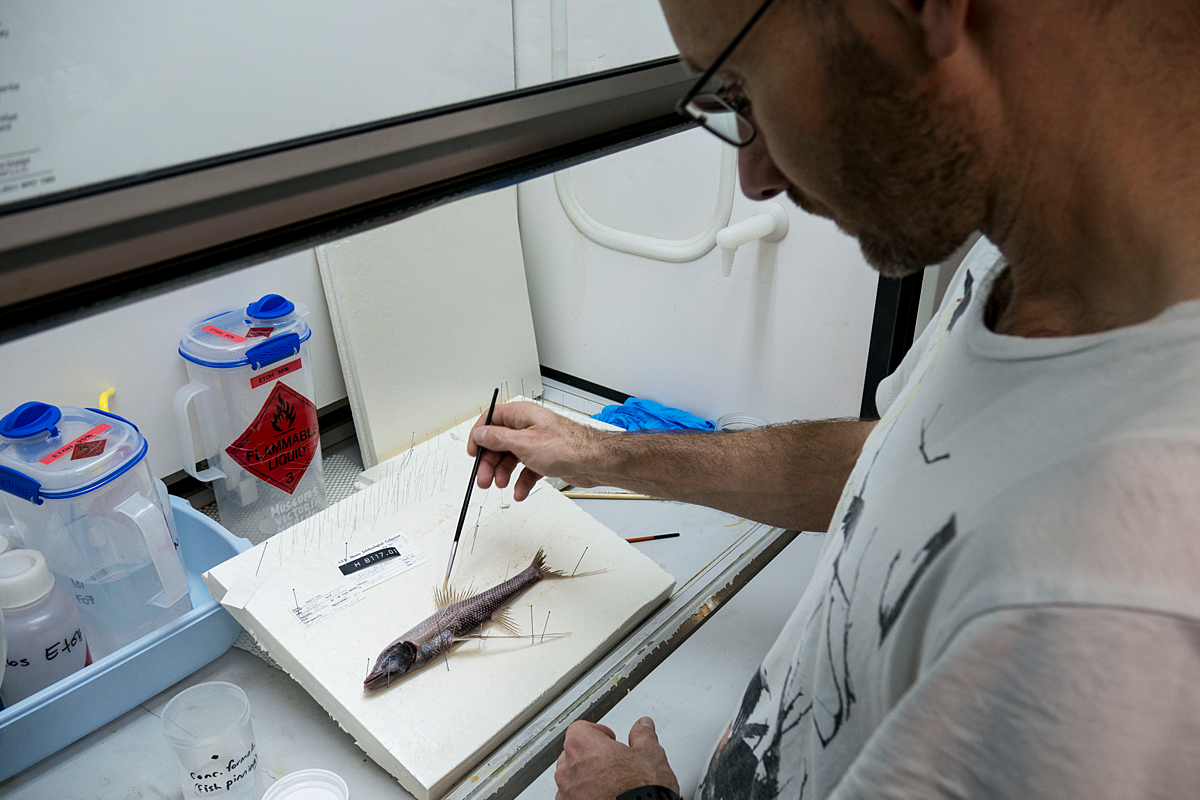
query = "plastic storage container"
(0, 549, 88, 706)
(0, 403, 192, 659)
(262, 769, 350, 800)
(0, 496, 251, 781)
(175, 293, 327, 540)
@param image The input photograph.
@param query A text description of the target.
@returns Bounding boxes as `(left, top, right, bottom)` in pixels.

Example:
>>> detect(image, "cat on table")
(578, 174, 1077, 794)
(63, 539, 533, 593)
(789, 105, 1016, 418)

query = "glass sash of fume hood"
(0, 1, 691, 342)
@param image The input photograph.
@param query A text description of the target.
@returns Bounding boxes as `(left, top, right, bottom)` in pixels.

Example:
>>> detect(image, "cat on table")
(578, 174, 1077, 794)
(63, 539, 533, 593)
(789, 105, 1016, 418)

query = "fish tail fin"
(531, 547, 606, 579)
(531, 547, 569, 578)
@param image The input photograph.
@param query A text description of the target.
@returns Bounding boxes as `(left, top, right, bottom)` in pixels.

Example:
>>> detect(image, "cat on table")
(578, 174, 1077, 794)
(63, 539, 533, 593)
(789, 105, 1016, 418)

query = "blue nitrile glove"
(592, 398, 717, 432)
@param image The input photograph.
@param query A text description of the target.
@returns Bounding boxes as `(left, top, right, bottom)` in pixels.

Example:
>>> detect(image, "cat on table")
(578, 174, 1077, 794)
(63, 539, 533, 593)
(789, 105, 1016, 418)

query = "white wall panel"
(516, 129, 881, 424)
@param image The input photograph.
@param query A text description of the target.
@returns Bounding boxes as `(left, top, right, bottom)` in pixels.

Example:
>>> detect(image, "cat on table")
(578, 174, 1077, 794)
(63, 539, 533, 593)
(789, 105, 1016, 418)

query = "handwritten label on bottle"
(188, 742, 258, 795)
(45, 628, 84, 661)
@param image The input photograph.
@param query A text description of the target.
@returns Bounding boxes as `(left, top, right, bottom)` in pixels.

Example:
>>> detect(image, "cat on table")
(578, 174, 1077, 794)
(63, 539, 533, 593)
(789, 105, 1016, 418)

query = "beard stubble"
(786, 16, 990, 278)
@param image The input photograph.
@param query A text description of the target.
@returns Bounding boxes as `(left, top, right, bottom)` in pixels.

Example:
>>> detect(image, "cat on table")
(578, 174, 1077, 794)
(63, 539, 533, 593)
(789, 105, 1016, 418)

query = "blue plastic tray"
(0, 497, 250, 780)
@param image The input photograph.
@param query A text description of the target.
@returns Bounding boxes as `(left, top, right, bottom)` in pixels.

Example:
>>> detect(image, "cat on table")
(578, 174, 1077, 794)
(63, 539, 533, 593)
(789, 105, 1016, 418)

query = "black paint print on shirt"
(948, 271, 974, 332)
(805, 424, 897, 746)
(920, 404, 951, 465)
(699, 666, 813, 800)
(878, 515, 957, 644)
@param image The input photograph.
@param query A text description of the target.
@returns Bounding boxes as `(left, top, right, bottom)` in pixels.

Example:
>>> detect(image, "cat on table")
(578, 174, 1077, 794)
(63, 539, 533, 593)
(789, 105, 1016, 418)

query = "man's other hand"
(468, 401, 607, 501)
(555, 718, 680, 800)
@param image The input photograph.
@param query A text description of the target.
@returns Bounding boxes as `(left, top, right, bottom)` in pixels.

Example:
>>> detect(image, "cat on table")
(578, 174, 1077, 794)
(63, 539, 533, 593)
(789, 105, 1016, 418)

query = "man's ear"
(891, 0, 970, 60)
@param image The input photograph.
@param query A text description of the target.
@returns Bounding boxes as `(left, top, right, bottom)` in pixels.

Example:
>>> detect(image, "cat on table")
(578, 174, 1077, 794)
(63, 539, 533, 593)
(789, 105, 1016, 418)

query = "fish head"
(364, 640, 418, 691)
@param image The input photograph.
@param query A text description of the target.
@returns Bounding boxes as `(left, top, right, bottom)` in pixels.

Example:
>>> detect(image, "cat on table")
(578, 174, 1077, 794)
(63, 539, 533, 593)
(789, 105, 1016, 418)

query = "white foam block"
(316, 186, 543, 468)
(204, 419, 674, 800)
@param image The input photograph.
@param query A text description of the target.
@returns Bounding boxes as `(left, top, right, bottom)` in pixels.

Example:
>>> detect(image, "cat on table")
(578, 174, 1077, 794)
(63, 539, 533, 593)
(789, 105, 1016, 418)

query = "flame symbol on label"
(271, 396, 297, 433)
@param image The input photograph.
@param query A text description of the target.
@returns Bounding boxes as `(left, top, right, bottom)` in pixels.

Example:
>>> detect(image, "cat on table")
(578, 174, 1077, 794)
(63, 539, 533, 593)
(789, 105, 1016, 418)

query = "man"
(469, 0, 1200, 797)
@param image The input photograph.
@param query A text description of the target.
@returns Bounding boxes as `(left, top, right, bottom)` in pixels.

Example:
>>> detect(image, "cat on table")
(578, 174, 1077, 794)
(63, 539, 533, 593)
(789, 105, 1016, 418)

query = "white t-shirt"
(696, 239, 1200, 799)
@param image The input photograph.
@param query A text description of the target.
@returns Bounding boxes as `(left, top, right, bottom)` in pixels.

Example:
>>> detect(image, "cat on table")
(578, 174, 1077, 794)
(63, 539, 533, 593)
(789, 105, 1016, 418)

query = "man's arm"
(468, 401, 875, 531)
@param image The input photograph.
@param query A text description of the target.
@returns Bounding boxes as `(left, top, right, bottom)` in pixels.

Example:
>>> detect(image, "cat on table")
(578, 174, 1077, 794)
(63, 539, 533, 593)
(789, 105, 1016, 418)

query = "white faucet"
(716, 201, 790, 277)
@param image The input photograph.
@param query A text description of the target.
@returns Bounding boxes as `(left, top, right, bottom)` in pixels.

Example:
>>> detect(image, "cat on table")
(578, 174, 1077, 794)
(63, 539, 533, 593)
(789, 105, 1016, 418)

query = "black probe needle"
(445, 387, 500, 588)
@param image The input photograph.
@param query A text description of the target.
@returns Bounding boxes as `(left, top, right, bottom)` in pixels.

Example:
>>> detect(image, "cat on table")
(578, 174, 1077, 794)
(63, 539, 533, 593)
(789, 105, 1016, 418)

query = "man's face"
(662, 0, 990, 278)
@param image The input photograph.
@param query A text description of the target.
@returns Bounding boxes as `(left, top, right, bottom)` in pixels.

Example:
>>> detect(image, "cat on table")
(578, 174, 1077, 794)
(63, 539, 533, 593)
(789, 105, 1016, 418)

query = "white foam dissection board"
(316, 185, 543, 468)
(204, 416, 675, 800)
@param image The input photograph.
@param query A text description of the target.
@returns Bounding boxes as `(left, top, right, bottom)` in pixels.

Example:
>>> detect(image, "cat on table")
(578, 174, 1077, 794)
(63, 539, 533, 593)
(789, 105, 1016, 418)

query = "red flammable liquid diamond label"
(225, 382, 319, 494)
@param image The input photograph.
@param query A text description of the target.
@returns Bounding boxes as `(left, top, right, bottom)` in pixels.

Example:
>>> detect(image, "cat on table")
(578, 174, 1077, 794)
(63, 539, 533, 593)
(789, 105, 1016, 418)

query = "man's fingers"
(476, 448, 505, 489)
(627, 718, 667, 762)
(627, 717, 679, 793)
(468, 401, 567, 456)
(627, 717, 660, 749)
(565, 720, 618, 751)
(493, 453, 521, 488)
(513, 466, 543, 501)
(471, 424, 520, 455)
(487, 400, 553, 431)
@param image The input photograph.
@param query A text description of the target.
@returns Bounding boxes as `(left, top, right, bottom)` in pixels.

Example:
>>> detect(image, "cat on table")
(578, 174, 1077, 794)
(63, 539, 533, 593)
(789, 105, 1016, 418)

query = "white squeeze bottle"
(0, 549, 88, 706)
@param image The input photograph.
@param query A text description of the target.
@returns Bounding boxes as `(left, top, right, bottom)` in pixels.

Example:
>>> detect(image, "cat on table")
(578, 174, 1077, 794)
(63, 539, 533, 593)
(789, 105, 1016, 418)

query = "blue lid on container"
(178, 294, 311, 370)
(0, 405, 148, 505)
(247, 294, 295, 320)
(0, 402, 63, 439)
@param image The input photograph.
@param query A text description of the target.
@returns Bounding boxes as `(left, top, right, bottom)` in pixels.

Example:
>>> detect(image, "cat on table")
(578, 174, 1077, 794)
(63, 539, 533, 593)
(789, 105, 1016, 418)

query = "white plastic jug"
(175, 294, 327, 540)
(0, 403, 192, 660)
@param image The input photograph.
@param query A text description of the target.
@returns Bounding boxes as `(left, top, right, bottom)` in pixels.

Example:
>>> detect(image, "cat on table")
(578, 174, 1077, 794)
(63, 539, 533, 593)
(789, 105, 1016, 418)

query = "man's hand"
(468, 401, 609, 500)
(555, 718, 680, 800)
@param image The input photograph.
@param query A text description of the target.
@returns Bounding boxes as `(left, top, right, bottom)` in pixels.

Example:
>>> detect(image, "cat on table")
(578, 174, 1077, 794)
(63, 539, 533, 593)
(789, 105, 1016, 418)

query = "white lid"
(0, 549, 55, 609)
(0, 534, 8, 556)
(261, 769, 349, 800)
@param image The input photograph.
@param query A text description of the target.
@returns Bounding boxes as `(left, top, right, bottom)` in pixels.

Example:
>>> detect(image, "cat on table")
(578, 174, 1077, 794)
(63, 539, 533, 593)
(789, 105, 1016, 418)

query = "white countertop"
(1, 496, 825, 800)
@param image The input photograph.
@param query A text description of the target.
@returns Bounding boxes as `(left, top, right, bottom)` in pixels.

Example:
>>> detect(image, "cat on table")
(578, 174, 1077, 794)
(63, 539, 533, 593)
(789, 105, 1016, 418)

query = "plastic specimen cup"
(161, 681, 262, 799)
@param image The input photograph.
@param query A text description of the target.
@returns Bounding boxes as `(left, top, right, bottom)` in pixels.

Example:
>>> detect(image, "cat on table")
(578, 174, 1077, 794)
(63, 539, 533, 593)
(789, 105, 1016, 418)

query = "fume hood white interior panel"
(516, 128, 881, 424)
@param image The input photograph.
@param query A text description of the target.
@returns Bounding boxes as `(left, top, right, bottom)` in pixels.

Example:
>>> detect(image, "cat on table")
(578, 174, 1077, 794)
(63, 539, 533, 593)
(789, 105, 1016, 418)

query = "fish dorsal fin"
(490, 607, 521, 636)
(434, 583, 474, 609)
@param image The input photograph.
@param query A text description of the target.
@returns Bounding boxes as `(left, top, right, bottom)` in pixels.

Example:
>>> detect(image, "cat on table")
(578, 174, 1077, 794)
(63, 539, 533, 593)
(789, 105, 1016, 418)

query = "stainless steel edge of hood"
(0, 58, 695, 343)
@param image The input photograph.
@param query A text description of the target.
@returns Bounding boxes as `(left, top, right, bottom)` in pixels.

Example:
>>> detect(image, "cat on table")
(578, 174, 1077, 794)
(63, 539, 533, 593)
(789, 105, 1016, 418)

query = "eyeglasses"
(675, 0, 780, 148)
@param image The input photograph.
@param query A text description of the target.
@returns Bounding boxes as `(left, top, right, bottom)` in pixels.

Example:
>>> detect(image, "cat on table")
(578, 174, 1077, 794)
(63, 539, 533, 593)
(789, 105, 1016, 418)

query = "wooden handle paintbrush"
(445, 387, 500, 587)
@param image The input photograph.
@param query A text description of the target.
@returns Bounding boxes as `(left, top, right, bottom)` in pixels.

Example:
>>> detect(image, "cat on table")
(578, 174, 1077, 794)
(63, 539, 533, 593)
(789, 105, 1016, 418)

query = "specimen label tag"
(291, 584, 362, 629)
(337, 532, 426, 589)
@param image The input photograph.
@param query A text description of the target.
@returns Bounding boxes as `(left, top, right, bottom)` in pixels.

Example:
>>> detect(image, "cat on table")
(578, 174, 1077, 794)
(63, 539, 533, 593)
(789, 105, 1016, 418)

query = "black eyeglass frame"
(674, 0, 780, 147)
